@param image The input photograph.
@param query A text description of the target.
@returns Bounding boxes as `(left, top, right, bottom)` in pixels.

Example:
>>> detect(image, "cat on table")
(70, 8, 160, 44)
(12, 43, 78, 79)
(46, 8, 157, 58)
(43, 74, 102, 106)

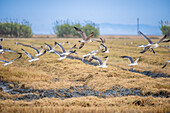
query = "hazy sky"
(0, 0, 170, 34)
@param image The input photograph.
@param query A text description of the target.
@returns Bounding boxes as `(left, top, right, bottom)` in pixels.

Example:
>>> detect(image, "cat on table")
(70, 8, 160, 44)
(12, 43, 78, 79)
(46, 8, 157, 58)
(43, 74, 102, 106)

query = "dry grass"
(0, 96, 170, 113)
(0, 37, 170, 112)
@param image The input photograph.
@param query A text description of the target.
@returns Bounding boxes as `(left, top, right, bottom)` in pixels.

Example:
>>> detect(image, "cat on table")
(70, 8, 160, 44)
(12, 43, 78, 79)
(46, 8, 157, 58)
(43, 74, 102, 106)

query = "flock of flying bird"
(0, 27, 170, 69)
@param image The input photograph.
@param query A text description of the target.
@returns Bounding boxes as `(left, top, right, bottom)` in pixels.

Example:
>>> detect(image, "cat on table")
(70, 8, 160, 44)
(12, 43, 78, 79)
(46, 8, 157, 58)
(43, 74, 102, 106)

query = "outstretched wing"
(85, 32, 94, 41)
(98, 37, 105, 44)
(121, 56, 134, 63)
(100, 44, 107, 52)
(37, 50, 46, 58)
(102, 56, 108, 66)
(140, 46, 151, 54)
(138, 31, 153, 44)
(29, 46, 40, 54)
(55, 42, 66, 53)
(79, 42, 85, 49)
(44, 43, 52, 50)
(134, 56, 141, 64)
(156, 35, 167, 44)
(0, 60, 8, 63)
(91, 56, 102, 65)
(15, 42, 32, 47)
(11, 53, 22, 62)
(162, 60, 170, 69)
(70, 44, 77, 49)
(150, 48, 155, 54)
(74, 27, 87, 40)
(53, 50, 62, 57)
(21, 48, 34, 59)
(2, 49, 17, 53)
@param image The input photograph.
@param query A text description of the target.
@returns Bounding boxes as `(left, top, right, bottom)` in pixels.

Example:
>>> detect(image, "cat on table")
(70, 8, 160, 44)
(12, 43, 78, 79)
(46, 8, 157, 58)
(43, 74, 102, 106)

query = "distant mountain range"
(99, 23, 162, 35)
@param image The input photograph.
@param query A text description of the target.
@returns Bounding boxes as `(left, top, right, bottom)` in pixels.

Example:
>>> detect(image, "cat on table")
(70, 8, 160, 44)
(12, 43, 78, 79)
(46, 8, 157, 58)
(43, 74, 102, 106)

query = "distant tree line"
(160, 20, 170, 37)
(0, 19, 33, 38)
(53, 20, 100, 38)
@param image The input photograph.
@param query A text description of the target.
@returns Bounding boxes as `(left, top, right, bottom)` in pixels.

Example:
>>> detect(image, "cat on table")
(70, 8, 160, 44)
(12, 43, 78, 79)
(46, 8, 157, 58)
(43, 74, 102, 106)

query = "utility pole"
(137, 17, 139, 35)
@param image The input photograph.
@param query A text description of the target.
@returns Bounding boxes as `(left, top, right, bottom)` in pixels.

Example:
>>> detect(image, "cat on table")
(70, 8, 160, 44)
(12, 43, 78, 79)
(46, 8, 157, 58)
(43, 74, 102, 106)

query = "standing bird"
(138, 31, 167, 54)
(162, 60, 170, 69)
(121, 56, 141, 66)
(0, 53, 22, 66)
(21, 48, 46, 62)
(91, 56, 109, 68)
(74, 27, 94, 49)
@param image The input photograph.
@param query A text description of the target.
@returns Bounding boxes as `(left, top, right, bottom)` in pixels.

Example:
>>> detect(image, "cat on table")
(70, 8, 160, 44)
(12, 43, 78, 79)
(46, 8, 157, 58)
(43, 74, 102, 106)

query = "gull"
(21, 48, 46, 62)
(138, 31, 167, 54)
(82, 50, 99, 61)
(0, 53, 22, 66)
(74, 27, 94, 49)
(91, 56, 108, 68)
(162, 60, 170, 69)
(100, 44, 109, 53)
(54, 42, 77, 60)
(121, 56, 141, 66)
(44, 42, 57, 53)
(28, 46, 45, 57)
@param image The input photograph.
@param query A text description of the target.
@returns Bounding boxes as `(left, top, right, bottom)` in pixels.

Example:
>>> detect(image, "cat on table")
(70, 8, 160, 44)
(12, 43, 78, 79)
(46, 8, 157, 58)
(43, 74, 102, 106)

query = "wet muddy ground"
(0, 81, 169, 101)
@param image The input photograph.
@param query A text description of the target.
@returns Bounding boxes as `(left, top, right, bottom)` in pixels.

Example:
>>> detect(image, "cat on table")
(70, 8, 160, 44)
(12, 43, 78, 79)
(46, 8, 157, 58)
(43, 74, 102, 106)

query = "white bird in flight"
(54, 42, 77, 60)
(121, 56, 141, 66)
(138, 31, 167, 54)
(91, 56, 109, 68)
(28, 46, 45, 57)
(21, 48, 46, 62)
(74, 26, 94, 49)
